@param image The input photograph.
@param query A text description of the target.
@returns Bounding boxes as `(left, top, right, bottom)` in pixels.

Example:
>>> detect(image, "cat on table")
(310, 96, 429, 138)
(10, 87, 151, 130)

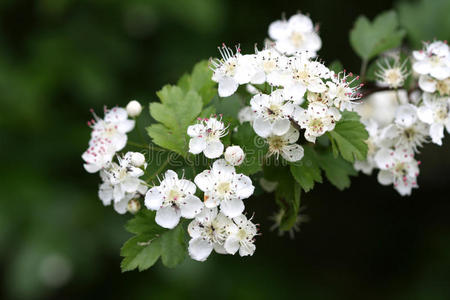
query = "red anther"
(444, 40, 448, 44)
(356, 76, 360, 80)
(360, 83, 364, 87)
(89, 108, 94, 113)
(87, 121, 91, 126)
(349, 72, 353, 77)
(222, 43, 226, 47)
(343, 69, 346, 73)
(417, 161, 422, 165)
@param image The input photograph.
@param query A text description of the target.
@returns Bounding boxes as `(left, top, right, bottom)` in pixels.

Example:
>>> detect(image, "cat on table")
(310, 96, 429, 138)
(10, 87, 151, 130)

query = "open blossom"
(224, 214, 258, 257)
(413, 41, 450, 80)
(419, 75, 450, 95)
(327, 71, 363, 111)
(374, 147, 419, 196)
(82, 107, 135, 173)
(266, 126, 304, 162)
(268, 13, 321, 57)
(375, 58, 409, 89)
(251, 48, 284, 84)
(294, 102, 341, 143)
(145, 170, 204, 229)
(99, 180, 147, 214)
(187, 207, 235, 261)
(417, 93, 450, 145)
(380, 104, 429, 151)
(250, 89, 294, 137)
(187, 116, 227, 159)
(194, 159, 254, 218)
(210, 45, 257, 97)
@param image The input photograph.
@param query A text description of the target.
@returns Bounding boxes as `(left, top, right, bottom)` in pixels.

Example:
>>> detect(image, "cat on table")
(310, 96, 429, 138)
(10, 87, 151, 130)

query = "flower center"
(217, 181, 231, 196)
(224, 59, 237, 76)
(237, 228, 247, 240)
(308, 118, 324, 133)
(292, 68, 309, 83)
(290, 31, 304, 48)
(167, 189, 182, 204)
(436, 79, 450, 95)
(385, 69, 403, 86)
(267, 136, 286, 156)
(263, 60, 276, 73)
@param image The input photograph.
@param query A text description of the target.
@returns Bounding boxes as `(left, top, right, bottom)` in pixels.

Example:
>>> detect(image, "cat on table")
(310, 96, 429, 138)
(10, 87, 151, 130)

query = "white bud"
(127, 199, 141, 214)
(126, 100, 142, 117)
(128, 152, 146, 167)
(224, 146, 245, 166)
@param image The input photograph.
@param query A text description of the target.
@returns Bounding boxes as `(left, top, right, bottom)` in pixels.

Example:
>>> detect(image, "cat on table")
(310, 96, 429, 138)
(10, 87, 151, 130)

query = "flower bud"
(224, 145, 245, 166)
(127, 199, 141, 214)
(130, 152, 146, 167)
(126, 100, 142, 117)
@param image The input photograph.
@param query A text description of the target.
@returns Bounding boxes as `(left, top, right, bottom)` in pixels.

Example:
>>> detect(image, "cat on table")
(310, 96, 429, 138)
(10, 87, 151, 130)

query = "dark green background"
(1, 0, 450, 299)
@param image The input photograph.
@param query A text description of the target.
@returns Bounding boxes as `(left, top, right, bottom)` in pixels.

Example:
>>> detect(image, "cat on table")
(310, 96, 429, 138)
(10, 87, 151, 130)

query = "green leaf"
(210, 93, 243, 118)
(147, 85, 202, 156)
(232, 123, 267, 175)
(328, 111, 369, 163)
(350, 10, 405, 61)
(316, 151, 357, 191)
(290, 146, 322, 193)
(120, 211, 188, 272)
(329, 60, 343, 74)
(177, 60, 216, 105)
(160, 224, 187, 268)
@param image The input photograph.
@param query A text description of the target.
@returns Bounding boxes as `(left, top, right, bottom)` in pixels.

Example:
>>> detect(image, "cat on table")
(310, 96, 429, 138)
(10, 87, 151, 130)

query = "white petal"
(98, 183, 113, 206)
(203, 141, 224, 159)
(239, 242, 256, 257)
(253, 117, 272, 138)
(155, 206, 181, 229)
(374, 148, 395, 170)
(413, 61, 431, 75)
(195, 207, 218, 223)
(187, 220, 203, 238)
(194, 170, 213, 192)
(213, 243, 229, 255)
(418, 75, 436, 93)
(180, 195, 204, 218)
(113, 198, 129, 214)
(272, 118, 291, 136)
(220, 198, 245, 218)
(417, 106, 434, 124)
(117, 119, 135, 133)
(281, 144, 304, 162)
(188, 238, 213, 262)
(288, 14, 313, 32)
(218, 76, 239, 97)
(187, 124, 204, 137)
(377, 170, 394, 185)
(268, 20, 289, 40)
(144, 187, 164, 210)
(84, 163, 101, 173)
(122, 178, 140, 193)
(430, 123, 444, 145)
(224, 236, 240, 255)
(178, 179, 197, 195)
(284, 84, 306, 102)
(232, 174, 255, 199)
(189, 137, 207, 154)
(104, 107, 127, 123)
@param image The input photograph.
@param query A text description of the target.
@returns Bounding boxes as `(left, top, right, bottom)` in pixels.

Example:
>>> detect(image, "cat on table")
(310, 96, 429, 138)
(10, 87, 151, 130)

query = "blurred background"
(1, 0, 450, 299)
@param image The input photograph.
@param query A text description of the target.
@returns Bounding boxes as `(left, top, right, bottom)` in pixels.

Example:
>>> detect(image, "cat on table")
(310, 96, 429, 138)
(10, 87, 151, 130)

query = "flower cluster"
(355, 40, 450, 195)
(211, 13, 362, 163)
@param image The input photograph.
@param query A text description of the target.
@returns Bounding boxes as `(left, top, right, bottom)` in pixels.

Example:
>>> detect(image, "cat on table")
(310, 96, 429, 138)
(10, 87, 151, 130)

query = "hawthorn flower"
(266, 126, 304, 162)
(194, 159, 254, 218)
(224, 214, 258, 257)
(380, 104, 429, 151)
(250, 89, 294, 137)
(99, 153, 146, 204)
(354, 120, 381, 175)
(413, 40, 450, 80)
(294, 102, 341, 143)
(145, 170, 204, 229)
(89, 107, 135, 152)
(187, 116, 227, 159)
(187, 207, 235, 261)
(210, 45, 257, 97)
(374, 147, 419, 196)
(417, 93, 450, 145)
(238, 106, 256, 124)
(327, 71, 363, 111)
(82, 139, 116, 173)
(268, 13, 321, 57)
(224, 146, 245, 166)
(419, 75, 450, 95)
(375, 58, 409, 89)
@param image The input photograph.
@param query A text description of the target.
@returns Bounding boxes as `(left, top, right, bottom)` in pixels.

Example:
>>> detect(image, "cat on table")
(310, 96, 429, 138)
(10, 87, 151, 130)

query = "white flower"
(380, 104, 429, 151)
(210, 45, 257, 97)
(251, 48, 283, 84)
(375, 58, 409, 89)
(89, 107, 135, 152)
(250, 89, 294, 137)
(82, 138, 116, 173)
(418, 75, 450, 95)
(126, 100, 142, 117)
(266, 126, 304, 162)
(413, 41, 450, 80)
(271, 54, 329, 103)
(224, 146, 245, 166)
(417, 93, 450, 145)
(238, 106, 256, 124)
(194, 159, 254, 218)
(187, 116, 227, 159)
(294, 102, 341, 143)
(327, 71, 362, 111)
(374, 147, 419, 196)
(354, 120, 381, 175)
(224, 214, 257, 257)
(187, 207, 236, 261)
(145, 170, 204, 229)
(268, 13, 321, 56)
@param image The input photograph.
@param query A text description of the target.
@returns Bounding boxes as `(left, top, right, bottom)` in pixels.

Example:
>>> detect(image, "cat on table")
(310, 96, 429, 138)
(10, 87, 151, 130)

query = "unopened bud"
(224, 146, 245, 166)
(127, 199, 141, 214)
(130, 152, 146, 167)
(126, 100, 142, 117)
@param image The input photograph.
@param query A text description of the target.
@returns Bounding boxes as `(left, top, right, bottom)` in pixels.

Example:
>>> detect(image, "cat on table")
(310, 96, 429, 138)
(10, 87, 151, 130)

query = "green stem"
(146, 155, 171, 183)
(128, 141, 165, 152)
(360, 59, 368, 82)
